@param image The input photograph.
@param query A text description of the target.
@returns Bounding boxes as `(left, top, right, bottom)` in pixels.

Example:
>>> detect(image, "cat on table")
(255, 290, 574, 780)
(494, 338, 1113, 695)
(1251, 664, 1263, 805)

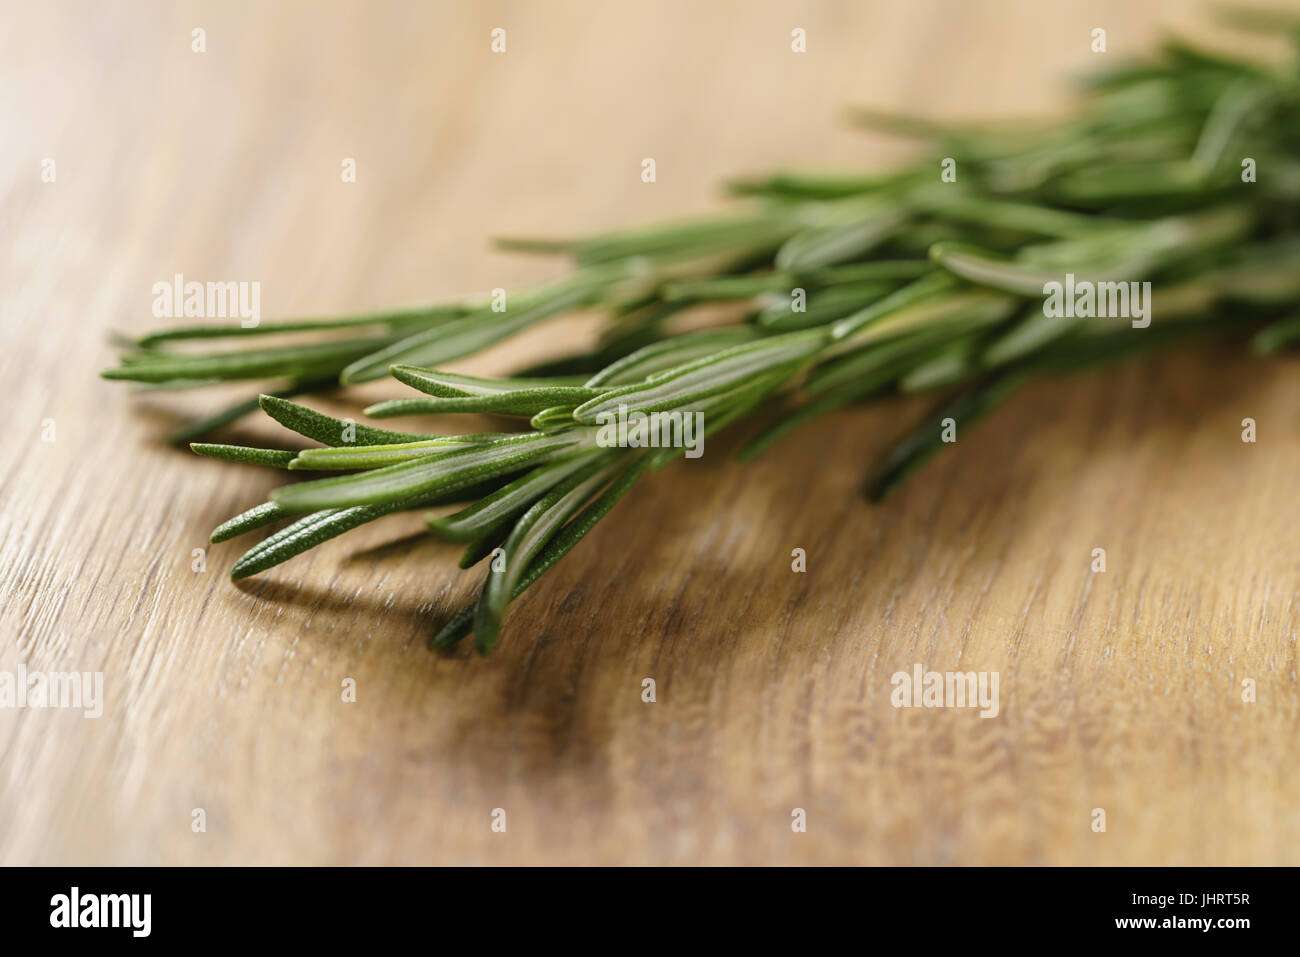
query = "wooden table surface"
(3, 0, 1298, 866)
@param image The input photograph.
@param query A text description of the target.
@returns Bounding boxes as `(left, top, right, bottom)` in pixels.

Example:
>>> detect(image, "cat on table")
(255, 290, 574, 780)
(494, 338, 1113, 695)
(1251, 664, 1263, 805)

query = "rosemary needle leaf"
(258, 394, 434, 446)
(1050, 159, 1212, 203)
(569, 214, 797, 267)
(864, 374, 1028, 502)
(432, 453, 653, 650)
(636, 369, 791, 468)
(191, 443, 299, 468)
(807, 260, 934, 284)
(230, 501, 415, 579)
(583, 327, 761, 387)
(210, 502, 291, 543)
(572, 330, 826, 422)
(101, 336, 397, 384)
(908, 185, 1119, 238)
(289, 439, 489, 471)
(1251, 313, 1300, 355)
(230, 475, 530, 576)
(808, 326, 947, 395)
(837, 289, 1015, 351)
(739, 376, 890, 462)
(659, 274, 792, 301)
(1191, 78, 1275, 173)
(223, 466, 512, 573)
(361, 398, 458, 418)
(473, 460, 618, 654)
(365, 386, 605, 418)
(389, 366, 590, 397)
(134, 304, 467, 346)
(339, 279, 608, 383)
(724, 170, 895, 200)
(338, 314, 507, 384)
(528, 406, 580, 430)
(492, 236, 581, 255)
(898, 337, 982, 392)
(829, 272, 958, 339)
(925, 243, 1066, 296)
(982, 310, 1083, 368)
(128, 377, 221, 392)
(270, 432, 588, 512)
(774, 205, 908, 271)
(843, 105, 979, 140)
(426, 455, 597, 542)
(756, 280, 897, 331)
(458, 523, 514, 569)
(429, 605, 478, 651)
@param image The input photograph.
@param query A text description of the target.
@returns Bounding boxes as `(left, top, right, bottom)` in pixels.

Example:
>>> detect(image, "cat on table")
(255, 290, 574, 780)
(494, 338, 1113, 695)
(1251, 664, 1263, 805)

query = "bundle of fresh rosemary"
(104, 15, 1300, 653)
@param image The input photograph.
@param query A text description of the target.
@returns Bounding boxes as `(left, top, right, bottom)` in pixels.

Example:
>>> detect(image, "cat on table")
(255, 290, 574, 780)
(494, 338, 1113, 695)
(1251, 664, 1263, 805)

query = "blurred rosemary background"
(3, 1, 1299, 865)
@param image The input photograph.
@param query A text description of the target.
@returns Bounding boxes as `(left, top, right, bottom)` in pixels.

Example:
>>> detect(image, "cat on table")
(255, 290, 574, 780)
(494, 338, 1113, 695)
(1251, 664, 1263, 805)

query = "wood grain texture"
(2, 0, 1298, 866)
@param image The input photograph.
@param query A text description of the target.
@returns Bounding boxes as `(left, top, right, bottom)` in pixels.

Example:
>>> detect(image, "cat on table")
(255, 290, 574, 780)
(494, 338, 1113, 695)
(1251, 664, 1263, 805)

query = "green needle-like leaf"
(472, 459, 619, 654)
(926, 243, 1068, 296)
(756, 280, 898, 331)
(774, 204, 908, 270)
(191, 443, 299, 468)
(339, 274, 617, 383)
(425, 454, 599, 542)
(432, 453, 654, 650)
(101, 336, 399, 384)
(1252, 313, 1300, 355)
(388, 366, 590, 397)
(830, 272, 959, 339)
(365, 386, 605, 418)
(135, 304, 467, 346)
(584, 328, 761, 388)
(230, 501, 416, 579)
(573, 330, 827, 422)
(210, 502, 291, 543)
(270, 431, 590, 512)
(289, 438, 490, 471)
(529, 406, 579, 430)
(258, 394, 435, 446)
(864, 374, 1028, 502)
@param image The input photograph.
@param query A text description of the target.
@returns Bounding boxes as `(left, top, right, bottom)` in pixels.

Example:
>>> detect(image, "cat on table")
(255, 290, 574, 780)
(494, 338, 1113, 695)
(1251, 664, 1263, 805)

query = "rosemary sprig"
(105, 13, 1300, 652)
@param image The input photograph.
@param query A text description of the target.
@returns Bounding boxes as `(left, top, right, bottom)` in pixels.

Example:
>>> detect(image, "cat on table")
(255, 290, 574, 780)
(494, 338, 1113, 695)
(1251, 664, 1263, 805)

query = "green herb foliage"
(104, 16, 1300, 651)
